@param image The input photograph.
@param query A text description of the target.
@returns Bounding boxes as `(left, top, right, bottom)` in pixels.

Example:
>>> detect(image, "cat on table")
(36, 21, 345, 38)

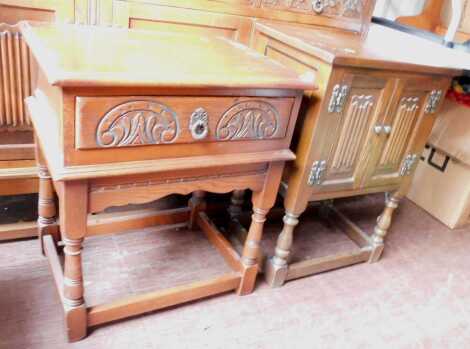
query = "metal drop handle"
(312, 0, 324, 13)
(190, 108, 209, 140)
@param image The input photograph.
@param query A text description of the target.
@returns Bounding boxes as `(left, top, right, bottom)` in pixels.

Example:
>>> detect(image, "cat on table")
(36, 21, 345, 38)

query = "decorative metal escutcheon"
(312, 0, 337, 14)
(424, 90, 443, 114)
(189, 107, 209, 140)
(308, 160, 327, 186)
(312, 0, 325, 13)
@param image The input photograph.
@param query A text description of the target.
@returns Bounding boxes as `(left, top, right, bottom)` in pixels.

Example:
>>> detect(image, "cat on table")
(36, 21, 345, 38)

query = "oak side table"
(21, 22, 311, 342)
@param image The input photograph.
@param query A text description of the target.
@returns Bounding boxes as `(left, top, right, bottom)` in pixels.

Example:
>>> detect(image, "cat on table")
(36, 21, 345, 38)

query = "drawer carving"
(76, 96, 293, 149)
(216, 100, 279, 140)
(260, 0, 363, 17)
(96, 100, 179, 147)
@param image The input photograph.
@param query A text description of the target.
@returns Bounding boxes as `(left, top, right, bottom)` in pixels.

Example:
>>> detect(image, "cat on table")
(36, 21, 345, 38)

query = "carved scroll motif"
(259, 0, 363, 16)
(216, 100, 280, 141)
(96, 100, 179, 147)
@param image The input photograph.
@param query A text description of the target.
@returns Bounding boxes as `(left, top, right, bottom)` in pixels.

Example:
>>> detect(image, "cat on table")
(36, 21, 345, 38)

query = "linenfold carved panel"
(216, 100, 280, 140)
(331, 94, 374, 173)
(96, 100, 180, 147)
(0, 25, 32, 130)
(378, 96, 421, 169)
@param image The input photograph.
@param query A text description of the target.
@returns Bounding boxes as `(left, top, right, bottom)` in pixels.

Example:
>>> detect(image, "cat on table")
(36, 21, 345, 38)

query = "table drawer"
(75, 96, 294, 150)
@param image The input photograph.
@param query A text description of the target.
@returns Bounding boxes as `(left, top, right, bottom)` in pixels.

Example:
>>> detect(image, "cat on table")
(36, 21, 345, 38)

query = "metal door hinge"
(400, 154, 418, 176)
(328, 84, 350, 113)
(308, 160, 327, 186)
(424, 90, 443, 114)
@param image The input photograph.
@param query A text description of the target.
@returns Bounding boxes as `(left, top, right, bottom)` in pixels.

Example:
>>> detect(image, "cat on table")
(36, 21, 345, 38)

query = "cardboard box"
(407, 100, 470, 229)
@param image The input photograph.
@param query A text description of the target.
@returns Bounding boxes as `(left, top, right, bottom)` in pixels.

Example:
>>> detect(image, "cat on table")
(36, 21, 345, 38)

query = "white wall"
(442, 0, 470, 32)
(373, 0, 427, 19)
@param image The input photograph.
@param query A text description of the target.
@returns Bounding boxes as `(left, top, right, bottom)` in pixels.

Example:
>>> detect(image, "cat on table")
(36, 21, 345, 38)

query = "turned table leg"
(59, 181, 88, 342)
(227, 190, 251, 251)
(237, 162, 284, 295)
(369, 191, 402, 263)
(265, 211, 300, 287)
(37, 164, 58, 254)
(35, 143, 58, 252)
(188, 191, 206, 230)
(63, 237, 87, 342)
(237, 206, 268, 295)
(228, 190, 245, 222)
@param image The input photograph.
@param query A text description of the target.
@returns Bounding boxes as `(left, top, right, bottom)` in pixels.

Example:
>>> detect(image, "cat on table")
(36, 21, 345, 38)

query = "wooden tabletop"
(256, 21, 470, 76)
(20, 21, 314, 90)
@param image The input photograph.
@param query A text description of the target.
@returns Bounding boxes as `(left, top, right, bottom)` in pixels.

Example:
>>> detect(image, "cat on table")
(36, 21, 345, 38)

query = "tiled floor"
(1, 194, 470, 348)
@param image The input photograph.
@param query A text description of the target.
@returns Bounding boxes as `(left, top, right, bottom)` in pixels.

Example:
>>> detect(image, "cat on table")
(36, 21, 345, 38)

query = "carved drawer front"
(75, 96, 294, 150)
(259, 0, 367, 20)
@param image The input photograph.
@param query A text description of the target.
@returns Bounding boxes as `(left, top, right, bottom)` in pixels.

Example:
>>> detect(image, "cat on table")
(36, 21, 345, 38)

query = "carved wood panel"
(112, 1, 254, 45)
(309, 74, 388, 193)
(376, 95, 422, 172)
(259, 0, 365, 18)
(330, 94, 374, 173)
(0, 1, 75, 161)
(75, 96, 293, 149)
(364, 85, 429, 188)
(0, 24, 32, 130)
(112, 0, 375, 33)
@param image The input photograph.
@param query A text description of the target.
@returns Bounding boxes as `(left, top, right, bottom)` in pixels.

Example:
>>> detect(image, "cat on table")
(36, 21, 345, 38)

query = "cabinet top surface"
(20, 21, 313, 90)
(256, 21, 470, 75)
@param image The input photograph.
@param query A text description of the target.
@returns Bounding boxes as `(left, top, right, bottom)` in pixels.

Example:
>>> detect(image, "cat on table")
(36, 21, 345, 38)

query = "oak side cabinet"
(251, 20, 462, 286)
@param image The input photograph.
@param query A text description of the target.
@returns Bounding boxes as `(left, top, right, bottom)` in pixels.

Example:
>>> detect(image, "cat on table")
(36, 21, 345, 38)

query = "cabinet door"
(112, 0, 253, 45)
(308, 71, 392, 194)
(363, 76, 447, 188)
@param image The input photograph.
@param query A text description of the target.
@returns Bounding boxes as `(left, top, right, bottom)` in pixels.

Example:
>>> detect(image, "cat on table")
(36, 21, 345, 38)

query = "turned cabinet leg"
(369, 192, 402, 263)
(63, 237, 87, 342)
(265, 212, 300, 287)
(237, 206, 268, 295)
(318, 199, 334, 220)
(227, 190, 245, 222)
(236, 162, 284, 295)
(37, 166, 58, 254)
(188, 191, 206, 230)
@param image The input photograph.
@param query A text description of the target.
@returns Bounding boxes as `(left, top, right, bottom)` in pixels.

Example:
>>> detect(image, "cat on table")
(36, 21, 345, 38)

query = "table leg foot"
(64, 304, 87, 342)
(265, 212, 299, 287)
(265, 258, 288, 287)
(237, 206, 268, 295)
(236, 264, 258, 295)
